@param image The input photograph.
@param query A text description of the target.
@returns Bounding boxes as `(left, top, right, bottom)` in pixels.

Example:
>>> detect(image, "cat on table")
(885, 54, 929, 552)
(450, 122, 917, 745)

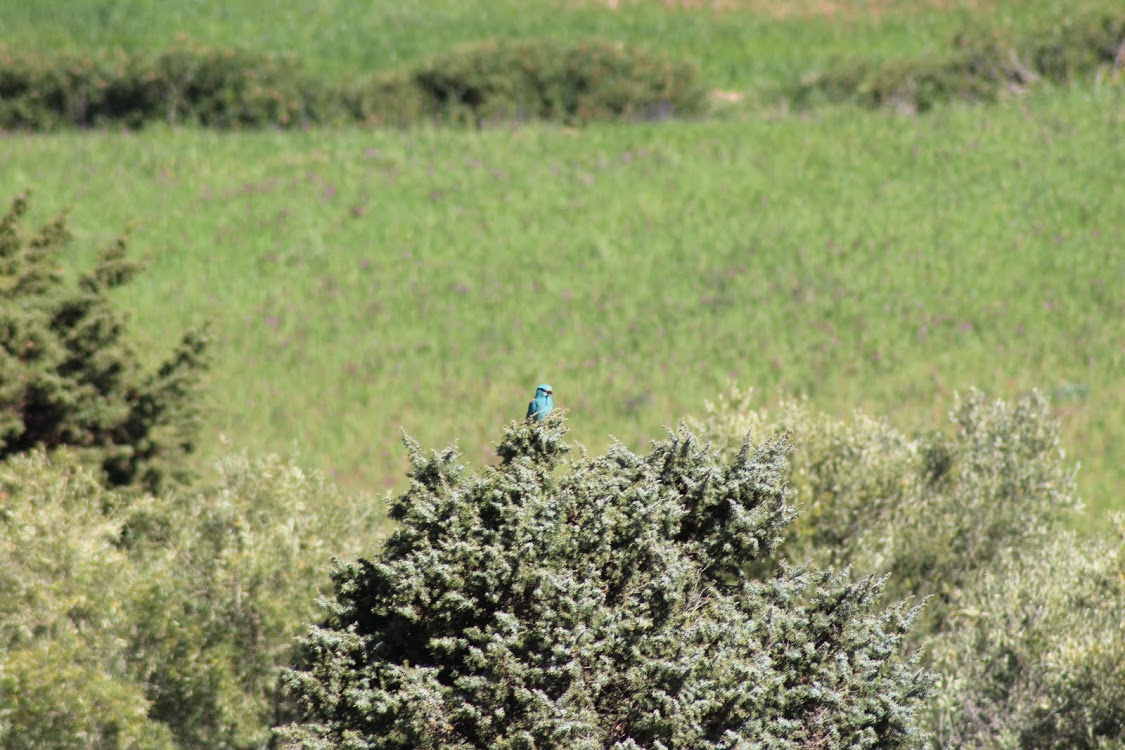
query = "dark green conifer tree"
(280, 414, 931, 749)
(0, 192, 207, 491)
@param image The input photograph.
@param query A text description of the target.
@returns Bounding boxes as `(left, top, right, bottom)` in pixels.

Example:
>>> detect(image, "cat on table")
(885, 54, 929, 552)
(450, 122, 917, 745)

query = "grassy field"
(3, 84, 1122, 516)
(1, 0, 1122, 519)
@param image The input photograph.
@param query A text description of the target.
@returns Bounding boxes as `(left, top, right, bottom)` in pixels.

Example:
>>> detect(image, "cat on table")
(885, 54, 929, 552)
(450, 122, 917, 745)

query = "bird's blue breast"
(528, 394, 553, 420)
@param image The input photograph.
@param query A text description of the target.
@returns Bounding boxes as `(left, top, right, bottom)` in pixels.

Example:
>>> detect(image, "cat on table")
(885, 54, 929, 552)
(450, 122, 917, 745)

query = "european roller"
(526, 384, 554, 421)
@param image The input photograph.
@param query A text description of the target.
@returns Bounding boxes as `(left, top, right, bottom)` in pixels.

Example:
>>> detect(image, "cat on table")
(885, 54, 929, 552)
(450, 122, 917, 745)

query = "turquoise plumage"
(526, 384, 554, 421)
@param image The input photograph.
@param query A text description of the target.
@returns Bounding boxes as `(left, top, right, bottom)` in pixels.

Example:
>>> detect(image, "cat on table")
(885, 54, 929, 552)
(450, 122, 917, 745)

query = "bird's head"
(537, 384, 553, 397)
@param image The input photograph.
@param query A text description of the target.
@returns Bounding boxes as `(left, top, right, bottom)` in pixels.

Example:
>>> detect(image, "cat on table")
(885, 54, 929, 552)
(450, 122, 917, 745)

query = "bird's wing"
(526, 400, 536, 418)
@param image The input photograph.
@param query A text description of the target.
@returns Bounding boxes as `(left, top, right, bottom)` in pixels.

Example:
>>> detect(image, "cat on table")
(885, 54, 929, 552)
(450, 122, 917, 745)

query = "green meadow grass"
(1, 0, 1118, 93)
(2, 85, 1121, 516)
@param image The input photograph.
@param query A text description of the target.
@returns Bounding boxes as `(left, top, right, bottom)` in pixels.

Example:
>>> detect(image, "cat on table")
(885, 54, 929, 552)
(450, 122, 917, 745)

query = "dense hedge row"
(790, 11, 1125, 112)
(1, 12, 1119, 130)
(0, 39, 705, 131)
(411, 39, 705, 126)
(0, 45, 318, 129)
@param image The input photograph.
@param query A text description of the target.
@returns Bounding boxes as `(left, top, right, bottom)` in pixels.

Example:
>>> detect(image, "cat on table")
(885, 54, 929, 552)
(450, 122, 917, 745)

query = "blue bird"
(526, 384, 554, 421)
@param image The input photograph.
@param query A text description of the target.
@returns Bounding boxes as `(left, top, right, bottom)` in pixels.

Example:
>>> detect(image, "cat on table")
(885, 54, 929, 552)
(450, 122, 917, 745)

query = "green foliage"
(337, 73, 424, 128)
(928, 518, 1125, 750)
(692, 387, 1081, 632)
(280, 414, 930, 749)
(120, 450, 388, 749)
(1010, 10, 1125, 83)
(412, 39, 705, 126)
(0, 192, 207, 492)
(140, 45, 332, 129)
(790, 48, 1015, 114)
(0, 39, 702, 131)
(692, 387, 1125, 747)
(0, 447, 387, 749)
(0, 44, 332, 130)
(0, 451, 175, 749)
(791, 10, 1125, 112)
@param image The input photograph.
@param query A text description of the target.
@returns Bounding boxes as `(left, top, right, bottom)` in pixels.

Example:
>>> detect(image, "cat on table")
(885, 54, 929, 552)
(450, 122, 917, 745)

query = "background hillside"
(2, 0, 1120, 514)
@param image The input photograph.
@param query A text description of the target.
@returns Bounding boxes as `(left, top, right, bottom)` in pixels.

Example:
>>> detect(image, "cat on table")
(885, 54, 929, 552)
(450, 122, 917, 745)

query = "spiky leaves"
(281, 414, 930, 749)
(0, 192, 208, 491)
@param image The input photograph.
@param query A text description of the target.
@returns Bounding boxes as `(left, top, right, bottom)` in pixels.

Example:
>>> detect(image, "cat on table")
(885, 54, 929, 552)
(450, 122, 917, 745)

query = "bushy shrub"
(790, 10, 1125, 112)
(928, 518, 1125, 750)
(1017, 11, 1125, 83)
(280, 414, 931, 750)
(338, 72, 425, 128)
(0, 46, 135, 130)
(0, 447, 387, 749)
(690, 387, 1125, 748)
(790, 46, 1019, 113)
(0, 192, 207, 492)
(0, 44, 328, 130)
(412, 38, 706, 126)
(121, 450, 388, 749)
(144, 44, 331, 128)
(0, 451, 175, 749)
(691, 387, 1081, 634)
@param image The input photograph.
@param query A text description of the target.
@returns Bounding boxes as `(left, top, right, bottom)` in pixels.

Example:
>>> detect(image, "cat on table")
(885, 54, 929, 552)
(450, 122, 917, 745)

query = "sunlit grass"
(2, 85, 1121, 516)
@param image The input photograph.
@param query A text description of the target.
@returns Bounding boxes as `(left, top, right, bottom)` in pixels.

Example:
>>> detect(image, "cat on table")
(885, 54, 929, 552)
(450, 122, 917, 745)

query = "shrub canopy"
(691, 386, 1125, 748)
(0, 448, 387, 750)
(691, 387, 1081, 635)
(789, 10, 1125, 112)
(929, 518, 1125, 750)
(0, 192, 207, 491)
(281, 415, 930, 750)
